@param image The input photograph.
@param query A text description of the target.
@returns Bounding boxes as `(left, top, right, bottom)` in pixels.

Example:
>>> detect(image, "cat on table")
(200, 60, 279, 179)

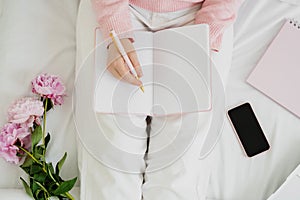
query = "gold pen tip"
(140, 86, 145, 93)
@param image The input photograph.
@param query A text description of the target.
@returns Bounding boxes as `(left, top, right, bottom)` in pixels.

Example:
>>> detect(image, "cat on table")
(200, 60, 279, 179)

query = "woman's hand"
(107, 38, 143, 86)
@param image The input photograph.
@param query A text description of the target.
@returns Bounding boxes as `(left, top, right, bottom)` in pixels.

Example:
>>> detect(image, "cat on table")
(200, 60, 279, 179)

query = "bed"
(1, 0, 300, 199)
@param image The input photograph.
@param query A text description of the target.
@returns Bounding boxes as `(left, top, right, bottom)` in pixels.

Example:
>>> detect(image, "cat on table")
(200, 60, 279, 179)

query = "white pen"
(109, 30, 144, 93)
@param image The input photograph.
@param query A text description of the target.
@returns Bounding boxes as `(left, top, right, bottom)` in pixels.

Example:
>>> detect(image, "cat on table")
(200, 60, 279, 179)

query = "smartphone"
(227, 102, 270, 157)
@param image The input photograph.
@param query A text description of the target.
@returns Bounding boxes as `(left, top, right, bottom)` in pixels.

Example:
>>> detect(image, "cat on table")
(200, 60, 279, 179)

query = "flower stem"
(42, 98, 48, 169)
(18, 146, 47, 173)
(47, 175, 75, 200)
(50, 179, 75, 200)
(65, 192, 75, 200)
(42, 98, 48, 146)
(18, 146, 39, 164)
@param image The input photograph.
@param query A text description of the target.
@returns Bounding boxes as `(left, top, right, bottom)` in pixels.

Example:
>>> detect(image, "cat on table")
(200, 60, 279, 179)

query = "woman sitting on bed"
(79, 0, 243, 199)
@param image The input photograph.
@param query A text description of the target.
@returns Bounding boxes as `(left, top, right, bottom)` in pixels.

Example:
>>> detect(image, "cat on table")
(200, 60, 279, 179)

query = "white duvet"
(1, 0, 300, 199)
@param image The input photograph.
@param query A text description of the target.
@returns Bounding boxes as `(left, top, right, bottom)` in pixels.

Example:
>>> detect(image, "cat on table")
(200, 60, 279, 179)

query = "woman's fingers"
(107, 58, 122, 79)
(107, 65, 122, 80)
(128, 51, 143, 78)
(115, 60, 142, 86)
(106, 38, 143, 86)
(120, 38, 143, 78)
(108, 58, 142, 86)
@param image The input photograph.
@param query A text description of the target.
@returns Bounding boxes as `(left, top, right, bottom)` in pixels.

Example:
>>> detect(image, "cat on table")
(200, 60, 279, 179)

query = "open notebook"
(94, 24, 211, 116)
(247, 19, 300, 118)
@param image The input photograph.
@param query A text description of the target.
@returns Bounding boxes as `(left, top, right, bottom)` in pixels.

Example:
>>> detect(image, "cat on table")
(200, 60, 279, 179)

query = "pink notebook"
(247, 19, 300, 118)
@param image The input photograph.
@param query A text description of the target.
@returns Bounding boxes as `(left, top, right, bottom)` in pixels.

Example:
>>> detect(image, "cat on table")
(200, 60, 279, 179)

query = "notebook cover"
(247, 19, 300, 118)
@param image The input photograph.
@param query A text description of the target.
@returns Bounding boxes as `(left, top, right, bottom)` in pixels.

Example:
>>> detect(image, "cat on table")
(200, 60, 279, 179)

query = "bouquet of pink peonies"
(0, 74, 77, 200)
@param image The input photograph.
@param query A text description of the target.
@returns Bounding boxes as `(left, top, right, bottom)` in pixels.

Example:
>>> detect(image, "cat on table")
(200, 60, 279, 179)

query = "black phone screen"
(228, 103, 270, 157)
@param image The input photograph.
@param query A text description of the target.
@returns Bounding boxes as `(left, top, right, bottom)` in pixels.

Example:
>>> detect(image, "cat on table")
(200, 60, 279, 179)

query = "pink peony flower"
(7, 97, 44, 128)
(31, 73, 66, 105)
(0, 123, 31, 164)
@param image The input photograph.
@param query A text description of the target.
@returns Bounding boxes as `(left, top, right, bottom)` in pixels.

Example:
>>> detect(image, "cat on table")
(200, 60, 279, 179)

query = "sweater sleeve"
(91, 0, 134, 46)
(195, 0, 243, 51)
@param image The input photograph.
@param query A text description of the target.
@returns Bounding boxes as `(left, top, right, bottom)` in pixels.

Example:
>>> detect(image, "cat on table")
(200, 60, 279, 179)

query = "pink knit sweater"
(91, 0, 243, 51)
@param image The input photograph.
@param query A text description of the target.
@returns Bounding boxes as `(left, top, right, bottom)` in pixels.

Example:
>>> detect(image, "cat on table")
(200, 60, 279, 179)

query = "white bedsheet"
(0, 187, 80, 199)
(207, 0, 300, 199)
(2, 0, 300, 199)
(0, 0, 79, 191)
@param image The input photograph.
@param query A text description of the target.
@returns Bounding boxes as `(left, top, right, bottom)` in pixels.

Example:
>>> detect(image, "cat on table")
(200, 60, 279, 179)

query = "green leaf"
(55, 153, 67, 175)
(33, 172, 47, 183)
(31, 126, 42, 151)
(47, 162, 58, 185)
(33, 180, 49, 195)
(33, 145, 45, 161)
(21, 155, 33, 168)
(53, 177, 77, 195)
(20, 156, 33, 175)
(30, 164, 43, 175)
(45, 133, 51, 148)
(21, 166, 31, 175)
(35, 189, 42, 198)
(47, 182, 58, 193)
(20, 177, 34, 198)
(31, 180, 39, 196)
(47, 163, 55, 175)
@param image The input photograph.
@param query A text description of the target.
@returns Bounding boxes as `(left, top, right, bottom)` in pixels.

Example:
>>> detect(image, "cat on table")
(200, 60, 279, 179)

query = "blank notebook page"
(247, 19, 300, 118)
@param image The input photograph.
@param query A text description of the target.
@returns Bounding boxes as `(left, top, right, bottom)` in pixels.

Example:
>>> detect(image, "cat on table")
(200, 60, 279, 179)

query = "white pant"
(78, 112, 212, 200)
(76, 1, 233, 199)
